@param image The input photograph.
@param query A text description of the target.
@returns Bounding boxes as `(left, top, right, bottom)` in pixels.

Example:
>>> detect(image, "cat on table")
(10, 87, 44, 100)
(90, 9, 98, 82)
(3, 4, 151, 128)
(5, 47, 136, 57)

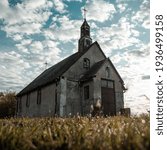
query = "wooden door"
(101, 87, 116, 116)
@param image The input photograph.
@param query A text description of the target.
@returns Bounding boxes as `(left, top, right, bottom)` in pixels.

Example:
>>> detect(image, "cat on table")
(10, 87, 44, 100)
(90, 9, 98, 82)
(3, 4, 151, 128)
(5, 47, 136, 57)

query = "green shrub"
(0, 91, 16, 118)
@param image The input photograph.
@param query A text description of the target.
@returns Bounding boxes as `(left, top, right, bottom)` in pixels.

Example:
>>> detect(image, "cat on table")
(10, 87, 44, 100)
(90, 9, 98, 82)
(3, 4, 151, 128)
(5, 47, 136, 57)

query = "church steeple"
(78, 8, 92, 52)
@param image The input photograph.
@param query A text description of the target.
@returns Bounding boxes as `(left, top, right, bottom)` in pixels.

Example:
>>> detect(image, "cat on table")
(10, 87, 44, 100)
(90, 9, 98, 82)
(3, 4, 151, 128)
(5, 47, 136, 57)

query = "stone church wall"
(63, 44, 124, 116)
(63, 44, 106, 116)
(57, 78, 81, 116)
(18, 83, 57, 117)
(95, 60, 124, 114)
(81, 81, 94, 115)
(58, 78, 67, 117)
(40, 83, 56, 116)
(18, 90, 38, 117)
(64, 43, 106, 80)
(66, 79, 80, 116)
(18, 43, 124, 117)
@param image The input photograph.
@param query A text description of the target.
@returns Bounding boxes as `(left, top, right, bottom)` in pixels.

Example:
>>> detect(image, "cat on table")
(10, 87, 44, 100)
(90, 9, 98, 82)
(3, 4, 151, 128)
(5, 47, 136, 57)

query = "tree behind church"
(0, 91, 16, 118)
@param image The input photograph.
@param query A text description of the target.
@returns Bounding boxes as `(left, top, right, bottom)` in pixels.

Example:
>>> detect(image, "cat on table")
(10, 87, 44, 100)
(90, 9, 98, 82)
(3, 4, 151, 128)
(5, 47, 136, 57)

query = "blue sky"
(0, 0, 149, 114)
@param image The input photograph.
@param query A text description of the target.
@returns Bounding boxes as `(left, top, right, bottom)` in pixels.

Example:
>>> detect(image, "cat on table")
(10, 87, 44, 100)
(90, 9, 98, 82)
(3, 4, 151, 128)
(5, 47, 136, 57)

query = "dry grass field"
(0, 115, 149, 150)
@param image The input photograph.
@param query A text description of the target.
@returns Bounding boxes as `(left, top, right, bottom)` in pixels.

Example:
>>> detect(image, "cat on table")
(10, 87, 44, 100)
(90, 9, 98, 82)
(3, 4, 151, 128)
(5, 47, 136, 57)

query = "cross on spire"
(83, 7, 87, 19)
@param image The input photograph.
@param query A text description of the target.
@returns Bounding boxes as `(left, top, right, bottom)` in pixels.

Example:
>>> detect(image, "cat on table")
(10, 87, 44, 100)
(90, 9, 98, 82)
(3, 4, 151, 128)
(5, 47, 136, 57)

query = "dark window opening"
(37, 89, 41, 104)
(16, 99, 18, 113)
(18, 98, 22, 113)
(85, 29, 90, 36)
(26, 94, 30, 107)
(83, 58, 90, 69)
(86, 39, 91, 46)
(55, 89, 57, 114)
(84, 85, 89, 99)
(106, 67, 110, 78)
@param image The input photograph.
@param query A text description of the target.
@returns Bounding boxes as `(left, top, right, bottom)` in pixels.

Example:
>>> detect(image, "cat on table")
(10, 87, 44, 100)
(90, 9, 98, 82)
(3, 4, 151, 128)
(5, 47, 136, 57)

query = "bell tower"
(78, 8, 92, 52)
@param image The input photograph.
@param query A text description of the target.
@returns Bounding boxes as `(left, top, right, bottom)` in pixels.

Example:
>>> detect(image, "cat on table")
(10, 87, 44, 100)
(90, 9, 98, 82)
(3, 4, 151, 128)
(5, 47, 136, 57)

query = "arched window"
(83, 58, 90, 69)
(105, 67, 110, 78)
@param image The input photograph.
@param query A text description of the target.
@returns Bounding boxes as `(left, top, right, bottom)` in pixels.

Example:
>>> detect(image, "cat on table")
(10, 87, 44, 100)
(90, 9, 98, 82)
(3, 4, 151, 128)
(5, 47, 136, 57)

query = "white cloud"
(117, 3, 128, 13)
(57, 16, 76, 29)
(43, 40, 57, 48)
(0, 0, 65, 90)
(124, 73, 150, 115)
(112, 43, 150, 114)
(30, 41, 43, 54)
(53, 0, 68, 14)
(116, 0, 131, 2)
(3, 23, 42, 36)
(129, 43, 150, 57)
(0, 0, 9, 19)
(44, 16, 81, 42)
(66, 0, 82, 2)
(24, 0, 48, 9)
(0, 0, 52, 38)
(94, 17, 141, 55)
(21, 39, 32, 46)
(12, 34, 23, 41)
(0, 0, 150, 114)
(142, 19, 149, 29)
(131, 0, 149, 29)
(0, 0, 68, 41)
(16, 39, 32, 53)
(84, 0, 116, 22)
(131, 29, 140, 37)
(0, 0, 52, 25)
(0, 50, 31, 91)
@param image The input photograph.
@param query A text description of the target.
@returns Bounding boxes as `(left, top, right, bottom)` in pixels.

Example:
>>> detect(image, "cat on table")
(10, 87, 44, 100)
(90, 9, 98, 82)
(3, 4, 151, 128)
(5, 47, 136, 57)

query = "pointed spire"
(81, 7, 89, 28)
(81, 19, 90, 28)
(78, 11, 92, 52)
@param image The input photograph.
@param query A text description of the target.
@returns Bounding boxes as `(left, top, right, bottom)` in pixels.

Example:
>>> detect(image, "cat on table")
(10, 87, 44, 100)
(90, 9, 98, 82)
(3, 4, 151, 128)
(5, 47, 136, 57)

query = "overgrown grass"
(0, 115, 149, 150)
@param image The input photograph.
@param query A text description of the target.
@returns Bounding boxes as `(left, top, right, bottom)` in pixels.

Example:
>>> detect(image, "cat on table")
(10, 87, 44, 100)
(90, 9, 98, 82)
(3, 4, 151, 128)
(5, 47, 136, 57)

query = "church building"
(16, 18, 125, 117)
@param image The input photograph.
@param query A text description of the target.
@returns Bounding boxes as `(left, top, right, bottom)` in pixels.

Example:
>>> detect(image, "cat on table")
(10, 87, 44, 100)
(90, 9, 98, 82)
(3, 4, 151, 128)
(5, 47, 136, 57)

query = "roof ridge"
(17, 42, 97, 96)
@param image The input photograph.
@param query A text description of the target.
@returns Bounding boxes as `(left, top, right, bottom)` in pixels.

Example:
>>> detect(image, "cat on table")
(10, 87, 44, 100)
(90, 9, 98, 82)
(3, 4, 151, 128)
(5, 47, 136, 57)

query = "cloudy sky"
(0, 0, 149, 114)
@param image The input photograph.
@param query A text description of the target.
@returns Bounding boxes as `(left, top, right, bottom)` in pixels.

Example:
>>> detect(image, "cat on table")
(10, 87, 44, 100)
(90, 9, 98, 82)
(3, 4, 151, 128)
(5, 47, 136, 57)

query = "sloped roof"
(17, 42, 97, 96)
(80, 59, 106, 81)
(80, 58, 126, 90)
(17, 41, 125, 96)
(107, 58, 124, 84)
(17, 53, 79, 96)
(81, 19, 90, 28)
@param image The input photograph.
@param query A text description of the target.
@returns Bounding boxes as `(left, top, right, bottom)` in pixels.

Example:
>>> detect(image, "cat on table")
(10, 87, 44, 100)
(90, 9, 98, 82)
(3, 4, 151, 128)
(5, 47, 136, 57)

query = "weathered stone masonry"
(17, 19, 125, 117)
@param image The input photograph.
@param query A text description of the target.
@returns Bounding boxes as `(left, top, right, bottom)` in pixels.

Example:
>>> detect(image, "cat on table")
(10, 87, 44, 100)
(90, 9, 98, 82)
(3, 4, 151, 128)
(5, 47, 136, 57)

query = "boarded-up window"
(26, 94, 30, 107)
(84, 86, 89, 99)
(83, 58, 90, 69)
(106, 67, 110, 78)
(37, 89, 41, 104)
